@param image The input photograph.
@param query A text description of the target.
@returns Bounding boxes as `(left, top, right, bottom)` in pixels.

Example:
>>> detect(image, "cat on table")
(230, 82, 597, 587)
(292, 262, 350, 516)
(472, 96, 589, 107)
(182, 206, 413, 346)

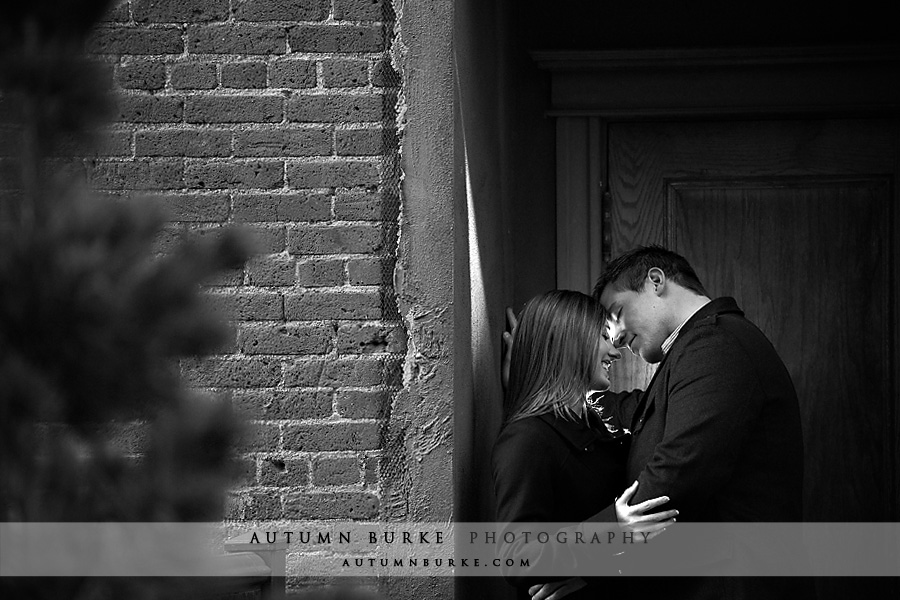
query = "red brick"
(335, 128, 385, 156)
(230, 456, 257, 487)
(117, 61, 166, 91)
(336, 323, 406, 354)
(283, 422, 381, 452)
(372, 54, 399, 88)
(204, 268, 245, 287)
(270, 59, 316, 88)
(133, 0, 229, 23)
(87, 27, 184, 55)
(284, 290, 382, 320)
(231, 389, 332, 420)
(57, 131, 132, 157)
(87, 159, 184, 190)
(334, 0, 389, 21)
(348, 256, 391, 285)
(288, 160, 379, 189)
(323, 59, 369, 88)
(284, 491, 378, 519)
(235, 422, 281, 452)
(233, 192, 331, 222)
(312, 456, 360, 486)
(288, 24, 384, 52)
(336, 390, 389, 419)
(117, 95, 184, 123)
(238, 323, 333, 355)
(222, 62, 268, 89)
(170, 62, 219, 90)
(234, 128, 332, 157)
(224, 493, 244, 519)
(186, 159, 283, 189)
(136, 130, 232, 157)
(242, 224, 286, 253)
(151, 227, 182, 254)
(185, 96, 283, 123)
(287, 94, 383, 123)
(183, 357, 283, 387)
(234, 0, 329, 21)
(247, 255, 296, 286)
(204, 291, 284, 320)
(284, 357, 385, 387)
(155, 192, 230, 222)
(363, 454, 379, 485)
(258, 457, 310, 487)
(296, 259, 345, 287)
(188, 24, 287, 54)
(287, 224, 383, 255)
(334, 190, 390, 220)
(246, 491, 283, 519)
(101, 1, 130, 23)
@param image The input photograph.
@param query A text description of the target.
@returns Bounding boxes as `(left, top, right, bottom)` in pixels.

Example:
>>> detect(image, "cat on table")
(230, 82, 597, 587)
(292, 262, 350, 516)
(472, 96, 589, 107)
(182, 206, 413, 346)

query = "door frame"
(533, 44, 900, 519)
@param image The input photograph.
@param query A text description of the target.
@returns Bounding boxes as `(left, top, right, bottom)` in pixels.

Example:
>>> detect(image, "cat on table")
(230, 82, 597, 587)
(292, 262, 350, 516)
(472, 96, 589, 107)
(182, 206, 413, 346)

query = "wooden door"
(605, 118, 899, 523)
(604, 118, 899, 596)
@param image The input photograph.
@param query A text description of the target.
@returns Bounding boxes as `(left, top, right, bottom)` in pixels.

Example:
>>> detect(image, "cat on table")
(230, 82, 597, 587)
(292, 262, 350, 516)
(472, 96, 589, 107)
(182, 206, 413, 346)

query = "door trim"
(533, 45, 900, 119)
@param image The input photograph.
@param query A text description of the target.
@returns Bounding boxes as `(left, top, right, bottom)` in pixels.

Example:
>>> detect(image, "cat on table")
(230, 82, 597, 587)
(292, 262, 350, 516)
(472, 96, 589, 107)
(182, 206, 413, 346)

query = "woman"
(492, 290, 673, 600)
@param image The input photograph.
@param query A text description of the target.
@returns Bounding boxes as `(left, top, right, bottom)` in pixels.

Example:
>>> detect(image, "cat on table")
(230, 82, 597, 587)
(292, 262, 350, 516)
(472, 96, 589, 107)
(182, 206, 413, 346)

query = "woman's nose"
(609, 346, 622, 360)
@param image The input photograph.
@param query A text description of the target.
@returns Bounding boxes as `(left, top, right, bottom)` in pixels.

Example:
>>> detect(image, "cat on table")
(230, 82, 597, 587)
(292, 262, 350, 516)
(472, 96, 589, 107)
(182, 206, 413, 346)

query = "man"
(524, 246, 811, 600)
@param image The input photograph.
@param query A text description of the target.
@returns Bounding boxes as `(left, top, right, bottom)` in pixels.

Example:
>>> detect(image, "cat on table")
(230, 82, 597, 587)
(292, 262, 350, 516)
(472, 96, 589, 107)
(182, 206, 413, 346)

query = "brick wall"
(86, 0, 403, 531)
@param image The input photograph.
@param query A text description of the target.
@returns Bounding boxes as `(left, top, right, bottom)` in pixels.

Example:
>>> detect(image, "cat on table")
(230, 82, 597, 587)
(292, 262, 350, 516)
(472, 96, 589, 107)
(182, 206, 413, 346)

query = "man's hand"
(615, 480, 678, 540)
(502, 306, 518, 391)
(528, 577, 586, 600)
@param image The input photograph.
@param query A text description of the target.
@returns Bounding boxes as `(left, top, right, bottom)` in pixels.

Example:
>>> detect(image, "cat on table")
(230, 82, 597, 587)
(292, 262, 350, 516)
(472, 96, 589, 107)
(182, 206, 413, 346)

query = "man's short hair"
(593, 245, 708, 299)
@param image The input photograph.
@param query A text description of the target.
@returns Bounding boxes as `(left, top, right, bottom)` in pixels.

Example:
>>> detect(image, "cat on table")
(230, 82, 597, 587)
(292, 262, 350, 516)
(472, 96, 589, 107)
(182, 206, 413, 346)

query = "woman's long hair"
(504, 290, 609, 424)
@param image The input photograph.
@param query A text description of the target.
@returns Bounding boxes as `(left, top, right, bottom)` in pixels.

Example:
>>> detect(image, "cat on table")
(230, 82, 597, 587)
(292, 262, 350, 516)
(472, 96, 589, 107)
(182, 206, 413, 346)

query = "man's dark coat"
(597, 297, 812, 599)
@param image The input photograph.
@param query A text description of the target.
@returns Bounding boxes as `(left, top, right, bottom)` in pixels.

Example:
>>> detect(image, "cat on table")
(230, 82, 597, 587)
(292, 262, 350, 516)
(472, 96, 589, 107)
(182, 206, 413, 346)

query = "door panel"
(671, 178, 891, 521)
(606, 119, 899, 525)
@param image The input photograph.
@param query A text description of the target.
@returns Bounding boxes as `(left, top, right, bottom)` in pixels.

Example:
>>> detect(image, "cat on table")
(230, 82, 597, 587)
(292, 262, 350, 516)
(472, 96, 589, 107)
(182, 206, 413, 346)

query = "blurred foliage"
(0, 1, 252, 598)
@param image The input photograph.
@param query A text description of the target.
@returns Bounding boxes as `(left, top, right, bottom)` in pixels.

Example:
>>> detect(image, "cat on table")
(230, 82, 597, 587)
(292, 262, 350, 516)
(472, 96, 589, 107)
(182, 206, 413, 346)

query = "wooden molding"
(532, 45, 900, 70)
(533, 45, 900, 117)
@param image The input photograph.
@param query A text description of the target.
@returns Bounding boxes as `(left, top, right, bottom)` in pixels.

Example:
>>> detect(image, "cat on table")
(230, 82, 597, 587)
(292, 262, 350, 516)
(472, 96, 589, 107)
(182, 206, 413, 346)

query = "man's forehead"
(598, 285, 629, 310)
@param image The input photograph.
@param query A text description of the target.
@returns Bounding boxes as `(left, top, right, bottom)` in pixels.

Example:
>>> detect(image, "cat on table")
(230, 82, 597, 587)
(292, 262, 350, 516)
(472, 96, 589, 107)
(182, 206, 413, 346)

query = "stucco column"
(383, 0, 456, 598)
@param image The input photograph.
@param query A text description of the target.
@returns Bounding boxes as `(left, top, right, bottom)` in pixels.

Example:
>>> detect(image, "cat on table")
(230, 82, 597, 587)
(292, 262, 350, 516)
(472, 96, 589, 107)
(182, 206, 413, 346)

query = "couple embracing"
(492, 246, 813, 600)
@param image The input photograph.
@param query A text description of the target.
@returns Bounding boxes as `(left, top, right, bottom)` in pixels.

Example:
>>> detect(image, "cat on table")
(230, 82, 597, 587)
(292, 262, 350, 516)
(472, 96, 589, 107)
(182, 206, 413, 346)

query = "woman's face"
(590, 335, 622, 390)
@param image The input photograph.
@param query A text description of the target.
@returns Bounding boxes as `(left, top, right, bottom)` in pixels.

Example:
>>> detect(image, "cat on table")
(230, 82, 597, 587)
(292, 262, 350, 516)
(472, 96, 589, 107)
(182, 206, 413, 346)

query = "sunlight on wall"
(465, 144, 488, 347)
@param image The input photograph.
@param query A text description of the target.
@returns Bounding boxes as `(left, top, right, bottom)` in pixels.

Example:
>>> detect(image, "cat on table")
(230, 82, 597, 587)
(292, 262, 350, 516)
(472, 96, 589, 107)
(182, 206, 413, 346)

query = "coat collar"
(670, 296, 744, 350)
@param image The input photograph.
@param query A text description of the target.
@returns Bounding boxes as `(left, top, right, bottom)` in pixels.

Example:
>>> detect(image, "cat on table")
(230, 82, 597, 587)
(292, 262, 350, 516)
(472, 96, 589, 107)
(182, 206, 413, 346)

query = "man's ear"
(647, 267, 666, 296)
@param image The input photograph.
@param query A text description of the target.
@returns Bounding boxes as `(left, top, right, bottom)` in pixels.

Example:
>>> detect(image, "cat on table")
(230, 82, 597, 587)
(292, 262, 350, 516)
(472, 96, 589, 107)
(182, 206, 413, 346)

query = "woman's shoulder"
(493, 415, 565, 456)
(492, 415, 567, 474)
(496, 413, 558, 439)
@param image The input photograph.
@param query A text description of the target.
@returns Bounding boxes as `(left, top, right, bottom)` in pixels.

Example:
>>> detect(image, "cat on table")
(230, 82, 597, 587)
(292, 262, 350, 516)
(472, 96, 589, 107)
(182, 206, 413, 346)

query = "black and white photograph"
(1, 1, 898, 600)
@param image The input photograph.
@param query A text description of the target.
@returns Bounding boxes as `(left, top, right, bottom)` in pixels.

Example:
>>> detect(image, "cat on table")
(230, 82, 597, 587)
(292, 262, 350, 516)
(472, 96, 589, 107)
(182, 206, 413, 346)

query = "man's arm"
(596, 389, 642, 434)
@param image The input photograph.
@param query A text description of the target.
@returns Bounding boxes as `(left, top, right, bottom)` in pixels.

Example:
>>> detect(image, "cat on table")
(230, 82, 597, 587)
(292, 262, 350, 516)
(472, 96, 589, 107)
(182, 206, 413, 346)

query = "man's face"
(599, 281, 669, 364)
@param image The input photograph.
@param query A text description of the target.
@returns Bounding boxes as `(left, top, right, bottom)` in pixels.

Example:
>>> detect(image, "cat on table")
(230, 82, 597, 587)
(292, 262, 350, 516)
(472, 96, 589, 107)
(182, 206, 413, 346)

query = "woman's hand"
(615, 480, 678, 540)
(528, 577, 586, 600)
(502, 307, 518, 391)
